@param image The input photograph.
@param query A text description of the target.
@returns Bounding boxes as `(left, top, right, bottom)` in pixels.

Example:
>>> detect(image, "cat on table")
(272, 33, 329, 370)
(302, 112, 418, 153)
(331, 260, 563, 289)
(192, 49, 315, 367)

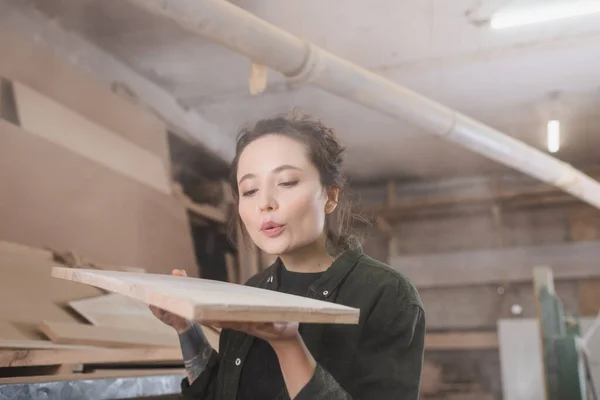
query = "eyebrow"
(238, 165, 303, 186)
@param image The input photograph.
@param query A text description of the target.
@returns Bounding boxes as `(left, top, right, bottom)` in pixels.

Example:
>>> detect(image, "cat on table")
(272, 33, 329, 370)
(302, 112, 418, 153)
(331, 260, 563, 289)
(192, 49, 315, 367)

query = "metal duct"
(130, 0, 600, 210)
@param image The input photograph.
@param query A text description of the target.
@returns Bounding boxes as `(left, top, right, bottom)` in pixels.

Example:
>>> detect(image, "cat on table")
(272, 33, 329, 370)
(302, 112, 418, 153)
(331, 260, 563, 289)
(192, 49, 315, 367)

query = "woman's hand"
(210, 321, 315, 398)
(149, 269, 192, 333)
(209, 321, 300, 344)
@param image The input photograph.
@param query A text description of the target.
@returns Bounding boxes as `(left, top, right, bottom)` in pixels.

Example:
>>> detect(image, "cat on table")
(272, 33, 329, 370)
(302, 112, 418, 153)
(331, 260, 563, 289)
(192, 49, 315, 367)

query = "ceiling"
(17, 0, 600, 181)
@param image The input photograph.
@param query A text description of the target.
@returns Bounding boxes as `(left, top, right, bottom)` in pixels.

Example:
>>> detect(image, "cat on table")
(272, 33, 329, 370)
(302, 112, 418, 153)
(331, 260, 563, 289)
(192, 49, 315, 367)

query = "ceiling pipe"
(130, 0, 600, 210)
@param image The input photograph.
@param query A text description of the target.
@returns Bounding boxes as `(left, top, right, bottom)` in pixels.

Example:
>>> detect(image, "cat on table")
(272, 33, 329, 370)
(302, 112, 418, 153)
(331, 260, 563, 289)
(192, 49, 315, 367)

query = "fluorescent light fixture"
(490, 0, 600, 30)
(547, 120, 560, 153)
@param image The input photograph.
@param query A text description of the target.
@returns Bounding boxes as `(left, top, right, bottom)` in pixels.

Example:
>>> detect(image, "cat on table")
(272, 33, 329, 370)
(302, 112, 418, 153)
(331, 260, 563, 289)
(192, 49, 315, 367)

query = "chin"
(253, 233, 299, 256)
(257, 240, 289, 256)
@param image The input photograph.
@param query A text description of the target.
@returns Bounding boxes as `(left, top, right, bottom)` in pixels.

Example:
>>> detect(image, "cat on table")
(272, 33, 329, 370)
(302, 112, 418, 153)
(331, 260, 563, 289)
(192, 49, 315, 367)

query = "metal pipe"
(130, 0, 600, 209)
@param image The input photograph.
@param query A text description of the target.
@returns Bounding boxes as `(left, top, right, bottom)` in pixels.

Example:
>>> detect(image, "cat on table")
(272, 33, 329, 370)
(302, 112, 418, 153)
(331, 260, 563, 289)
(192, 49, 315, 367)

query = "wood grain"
(13, 81, 171, 194)
(52, 268, 360, 324)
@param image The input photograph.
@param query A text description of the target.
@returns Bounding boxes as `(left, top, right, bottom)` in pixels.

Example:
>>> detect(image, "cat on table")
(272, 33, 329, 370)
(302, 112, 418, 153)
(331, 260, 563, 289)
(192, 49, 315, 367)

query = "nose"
(258, 187, 278, 212)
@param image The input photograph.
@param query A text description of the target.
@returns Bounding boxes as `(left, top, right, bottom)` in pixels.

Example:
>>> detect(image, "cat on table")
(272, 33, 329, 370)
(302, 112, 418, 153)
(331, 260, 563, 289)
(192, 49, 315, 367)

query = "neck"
(279, 235, 334, 273)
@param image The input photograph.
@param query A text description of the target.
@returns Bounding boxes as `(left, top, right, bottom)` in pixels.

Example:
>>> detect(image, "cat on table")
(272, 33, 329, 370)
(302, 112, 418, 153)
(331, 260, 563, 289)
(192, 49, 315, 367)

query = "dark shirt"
(181, 246, 426, 400)
(236, 267, 324, 400)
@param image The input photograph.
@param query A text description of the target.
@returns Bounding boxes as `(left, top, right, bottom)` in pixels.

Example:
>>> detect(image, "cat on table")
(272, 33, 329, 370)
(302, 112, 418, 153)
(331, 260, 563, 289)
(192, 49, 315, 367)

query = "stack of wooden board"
(0, 27, 234, 277)
(0, 238, 361, 383)
(0, 240, 195, 382)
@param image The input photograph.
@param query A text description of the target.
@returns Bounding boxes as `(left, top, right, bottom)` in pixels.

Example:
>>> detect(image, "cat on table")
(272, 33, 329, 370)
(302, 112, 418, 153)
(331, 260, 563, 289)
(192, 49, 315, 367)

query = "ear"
(325, 186, 339, 214)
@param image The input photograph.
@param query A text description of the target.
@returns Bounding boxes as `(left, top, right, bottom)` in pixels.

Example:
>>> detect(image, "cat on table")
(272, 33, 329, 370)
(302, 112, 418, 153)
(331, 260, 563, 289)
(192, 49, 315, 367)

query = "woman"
(151, 113, 426, 399)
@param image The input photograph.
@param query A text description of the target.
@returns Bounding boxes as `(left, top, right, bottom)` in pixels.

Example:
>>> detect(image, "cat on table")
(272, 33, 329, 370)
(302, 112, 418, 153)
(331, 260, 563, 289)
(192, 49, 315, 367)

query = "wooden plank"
(52, 267, 360, 324)
(12, 81, 171, 194)
(0, 340, 95, 350)
(39, 321, 179, 348)
(67, 294, 220, 349)
(0, 347, 182, 368)
(0, 28, 170, 166)
(224, 253, 238, 283)
(0, 119, 197, 276)
(391, 241, 600, 289)
(0, 240, 53, 261)
(68, 293, 174, 335)
(569, 207, 600, 241)
(0, 369, 186, 385)
(425, 332, 498, 350)
(579, 279, 600, 316)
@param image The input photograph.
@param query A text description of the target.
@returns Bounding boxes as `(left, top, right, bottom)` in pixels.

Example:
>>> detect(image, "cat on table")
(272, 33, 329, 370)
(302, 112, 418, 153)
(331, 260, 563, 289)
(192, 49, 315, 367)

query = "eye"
(279, 180, 299, 188)
(241, 189, 258, 197)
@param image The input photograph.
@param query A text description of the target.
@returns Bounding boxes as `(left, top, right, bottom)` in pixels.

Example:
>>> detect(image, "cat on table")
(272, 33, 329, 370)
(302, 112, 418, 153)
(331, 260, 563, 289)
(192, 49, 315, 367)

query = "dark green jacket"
(181, 246, 426, 399)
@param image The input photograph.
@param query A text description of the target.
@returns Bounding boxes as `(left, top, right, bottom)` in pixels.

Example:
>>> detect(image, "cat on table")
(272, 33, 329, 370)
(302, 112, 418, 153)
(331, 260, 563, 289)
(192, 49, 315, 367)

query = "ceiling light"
(547, 120, 560, 153)
(490, 0, 600, 30)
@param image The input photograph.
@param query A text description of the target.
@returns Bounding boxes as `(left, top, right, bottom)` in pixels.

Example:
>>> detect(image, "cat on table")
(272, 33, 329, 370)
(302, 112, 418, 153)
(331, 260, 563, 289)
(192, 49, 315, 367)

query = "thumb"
(273, 322, 297, 333)
(172, 269, 188, 277)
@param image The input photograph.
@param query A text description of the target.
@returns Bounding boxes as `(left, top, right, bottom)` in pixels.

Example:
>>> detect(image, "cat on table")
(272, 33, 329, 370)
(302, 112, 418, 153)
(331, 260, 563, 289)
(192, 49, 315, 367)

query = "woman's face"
(236, 134, 333, 255)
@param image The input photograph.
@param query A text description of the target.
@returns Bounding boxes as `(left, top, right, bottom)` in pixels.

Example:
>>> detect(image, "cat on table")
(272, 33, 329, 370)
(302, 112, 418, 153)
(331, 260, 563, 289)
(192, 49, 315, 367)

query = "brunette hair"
(227, 111, 365, 256)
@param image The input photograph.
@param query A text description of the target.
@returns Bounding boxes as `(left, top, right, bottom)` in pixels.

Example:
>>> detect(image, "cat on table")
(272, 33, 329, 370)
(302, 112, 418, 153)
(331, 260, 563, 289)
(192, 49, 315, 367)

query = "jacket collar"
(260, 245, 364, 299)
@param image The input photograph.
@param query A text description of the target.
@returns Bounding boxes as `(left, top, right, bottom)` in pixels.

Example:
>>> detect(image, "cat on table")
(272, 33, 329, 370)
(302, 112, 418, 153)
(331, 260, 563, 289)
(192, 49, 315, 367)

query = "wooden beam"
(391, 241, 600, 289)
(186, 201, 228, 224)
(0, 5, 234, 161)
(359, 170, 600, 220)
(425, 331, 498, 350)
(172, 184, 228, 223)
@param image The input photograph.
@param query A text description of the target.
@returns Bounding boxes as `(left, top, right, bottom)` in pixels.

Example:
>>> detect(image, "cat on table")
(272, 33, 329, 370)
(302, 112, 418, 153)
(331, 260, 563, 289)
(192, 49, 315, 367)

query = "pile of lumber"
(0, 240, 220, 383)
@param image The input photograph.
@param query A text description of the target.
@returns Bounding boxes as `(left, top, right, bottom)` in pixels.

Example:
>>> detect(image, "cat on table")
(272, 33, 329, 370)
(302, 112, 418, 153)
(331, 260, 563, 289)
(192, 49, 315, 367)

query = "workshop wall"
(356, 176, 600, 400)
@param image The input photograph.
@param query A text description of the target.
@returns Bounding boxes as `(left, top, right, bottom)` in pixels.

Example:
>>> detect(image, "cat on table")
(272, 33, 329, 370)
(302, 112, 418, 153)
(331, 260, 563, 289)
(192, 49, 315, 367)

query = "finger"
(172, 269, 186, 277)
(149, 305, 163, 318)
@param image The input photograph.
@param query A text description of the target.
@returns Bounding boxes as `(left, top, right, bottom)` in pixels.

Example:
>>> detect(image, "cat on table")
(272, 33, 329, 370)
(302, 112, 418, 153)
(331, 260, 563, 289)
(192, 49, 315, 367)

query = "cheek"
(286, 191, 327, 231)
(238, 201, 254, 232)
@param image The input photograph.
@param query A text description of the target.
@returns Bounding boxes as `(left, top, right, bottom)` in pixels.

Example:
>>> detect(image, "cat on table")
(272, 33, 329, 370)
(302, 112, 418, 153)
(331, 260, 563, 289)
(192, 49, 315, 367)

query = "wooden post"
(386, 181, 398, 262)
(236, 224, 259, 284)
